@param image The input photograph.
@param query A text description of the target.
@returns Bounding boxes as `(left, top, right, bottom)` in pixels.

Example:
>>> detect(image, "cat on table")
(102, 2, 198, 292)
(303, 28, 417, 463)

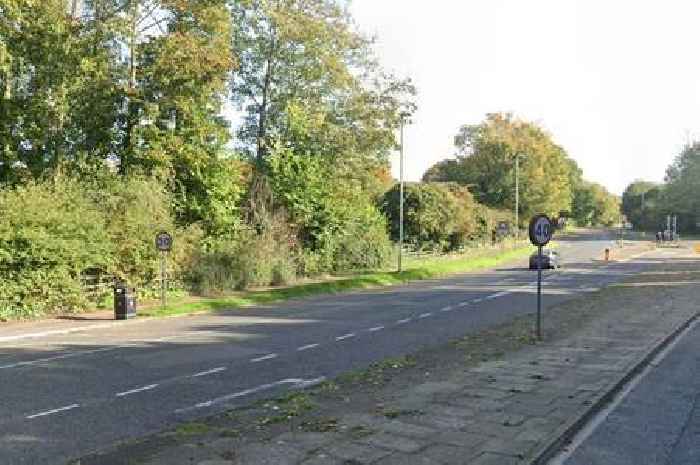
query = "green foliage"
(624, 142, 700, 233)
(188, 217, 296, 294)
(231, 0, 416, 202)
(572, 181, 620, 227)
(0, 0, 413, 320)
(80, 172, 202, 288)
(267, 148, 392, 273)
(381, 182, 482, 251)
(0, 178, 112, 320)
(424, 113, 574, 224)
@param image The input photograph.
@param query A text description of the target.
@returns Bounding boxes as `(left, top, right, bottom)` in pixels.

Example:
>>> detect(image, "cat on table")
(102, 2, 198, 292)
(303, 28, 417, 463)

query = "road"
(0, 230, 650, 464)
(555, 313, 700, 465)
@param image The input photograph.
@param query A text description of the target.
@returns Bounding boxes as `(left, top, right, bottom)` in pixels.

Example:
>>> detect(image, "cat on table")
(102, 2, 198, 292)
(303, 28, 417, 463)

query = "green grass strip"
(140, 245, 536, 318)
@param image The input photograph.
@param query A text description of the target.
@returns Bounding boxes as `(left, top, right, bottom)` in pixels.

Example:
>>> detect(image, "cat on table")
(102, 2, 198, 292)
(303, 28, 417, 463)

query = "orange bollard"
(605, 248, 610, 262)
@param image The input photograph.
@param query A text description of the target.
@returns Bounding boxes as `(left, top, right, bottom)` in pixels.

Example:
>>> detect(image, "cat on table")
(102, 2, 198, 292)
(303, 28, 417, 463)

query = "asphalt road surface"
(0, 230, 654, 464)
(557, 317, 700, 465)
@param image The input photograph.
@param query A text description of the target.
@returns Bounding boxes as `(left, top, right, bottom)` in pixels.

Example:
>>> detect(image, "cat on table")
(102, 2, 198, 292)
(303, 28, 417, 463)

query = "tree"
(230, 0, 416, 170)
(572, 181, 620, 227)
(423, 113, 573, 224)
(381, 182, 480, 251)
(662, 142, 700, 232)
(621, 181, 660, 231)
(0, 0, 123, 183)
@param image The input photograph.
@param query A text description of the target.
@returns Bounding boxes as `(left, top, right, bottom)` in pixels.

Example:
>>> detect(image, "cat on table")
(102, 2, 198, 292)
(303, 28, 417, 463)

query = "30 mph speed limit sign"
(529, 214, 553, 247)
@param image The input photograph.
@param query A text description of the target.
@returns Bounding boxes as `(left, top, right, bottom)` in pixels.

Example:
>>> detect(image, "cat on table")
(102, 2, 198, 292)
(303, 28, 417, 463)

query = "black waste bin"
(114, 282, 137, 320)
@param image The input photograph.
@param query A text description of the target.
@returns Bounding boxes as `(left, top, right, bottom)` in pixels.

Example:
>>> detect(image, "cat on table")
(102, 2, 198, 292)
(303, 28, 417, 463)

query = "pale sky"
(350, 0, 700, 194)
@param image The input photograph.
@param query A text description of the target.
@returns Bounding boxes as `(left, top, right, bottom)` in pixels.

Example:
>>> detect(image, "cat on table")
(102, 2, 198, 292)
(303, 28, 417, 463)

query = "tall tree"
(424, 113, 573, 223)
(230, 0, 415, 168)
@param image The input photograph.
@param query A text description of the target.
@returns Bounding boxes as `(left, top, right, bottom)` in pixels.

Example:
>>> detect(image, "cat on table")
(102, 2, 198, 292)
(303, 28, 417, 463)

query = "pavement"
(555, 309, 700, 465)
(0, 230, 660, 464)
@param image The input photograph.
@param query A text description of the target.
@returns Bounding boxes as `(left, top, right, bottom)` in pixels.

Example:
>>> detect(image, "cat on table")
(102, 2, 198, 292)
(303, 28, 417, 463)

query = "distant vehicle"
(529, 249, 561, 270)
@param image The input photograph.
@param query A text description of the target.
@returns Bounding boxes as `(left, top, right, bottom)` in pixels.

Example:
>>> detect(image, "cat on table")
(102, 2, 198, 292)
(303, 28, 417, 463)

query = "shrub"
(0, 178, 113, 320)
(267, 148, 392, 273)
(188, 213, 297, 294)
(381, 182, 481, 252)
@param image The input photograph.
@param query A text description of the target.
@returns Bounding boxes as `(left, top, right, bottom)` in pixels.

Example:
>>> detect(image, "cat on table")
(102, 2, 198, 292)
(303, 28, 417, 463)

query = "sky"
(349, 0, 700, 195)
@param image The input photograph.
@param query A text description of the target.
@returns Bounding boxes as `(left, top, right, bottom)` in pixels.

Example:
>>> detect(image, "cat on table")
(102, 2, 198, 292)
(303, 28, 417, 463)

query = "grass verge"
(139, 244, 536, 319)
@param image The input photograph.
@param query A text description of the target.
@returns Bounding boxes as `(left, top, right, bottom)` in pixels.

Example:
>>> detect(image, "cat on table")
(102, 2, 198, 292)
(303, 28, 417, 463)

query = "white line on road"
(335, 333, 356, 341)
(175, 377, 327, 413)
(419, 312, 433, 319)
(26, 403, 80, 419)
(440, 306, 454, 312)
(116, 384, 159, 397)
(0, 347, 117, 370)
(471, 298, 484, 303)
(457, 302, 470, 308)
(192, 367, 226, 378)
(297, 343, 320, 352)
(368, 326, 385, 332)
(250, 353, 278, 363)
(396, 318, 412, 325)
(484, 291, 511, 300)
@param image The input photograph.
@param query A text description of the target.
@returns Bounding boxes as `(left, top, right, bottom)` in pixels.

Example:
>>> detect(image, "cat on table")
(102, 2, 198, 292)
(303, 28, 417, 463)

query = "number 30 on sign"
(529, 214, 553, 247)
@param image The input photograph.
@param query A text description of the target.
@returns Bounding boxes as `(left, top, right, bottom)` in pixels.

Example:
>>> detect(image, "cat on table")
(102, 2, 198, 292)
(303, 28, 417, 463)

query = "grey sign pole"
(155, 231, 173, 309)
(529, 215, 553, 341)
(160, 251, 166, 308)
(537, 245, 543, 339)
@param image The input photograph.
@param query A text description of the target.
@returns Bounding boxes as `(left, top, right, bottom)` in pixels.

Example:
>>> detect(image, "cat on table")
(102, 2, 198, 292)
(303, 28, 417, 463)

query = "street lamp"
(514, 152, 521, 240)
(398, 113, 410, 272)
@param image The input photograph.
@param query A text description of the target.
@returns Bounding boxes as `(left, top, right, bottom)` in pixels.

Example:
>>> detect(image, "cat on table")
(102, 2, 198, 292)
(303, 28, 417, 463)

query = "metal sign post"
(529, 214, 553, 340)
(537, 244, 543, 339)
(155, 231, 173, 309)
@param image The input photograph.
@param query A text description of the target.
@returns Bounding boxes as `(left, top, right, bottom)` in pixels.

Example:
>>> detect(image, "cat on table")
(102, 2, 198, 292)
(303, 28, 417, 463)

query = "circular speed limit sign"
(155, 231, 173, 252)
(529, 214, 553, 247)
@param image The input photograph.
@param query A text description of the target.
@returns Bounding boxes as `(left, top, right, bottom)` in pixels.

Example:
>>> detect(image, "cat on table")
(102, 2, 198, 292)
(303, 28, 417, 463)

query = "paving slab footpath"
(78, 244, 696, 465)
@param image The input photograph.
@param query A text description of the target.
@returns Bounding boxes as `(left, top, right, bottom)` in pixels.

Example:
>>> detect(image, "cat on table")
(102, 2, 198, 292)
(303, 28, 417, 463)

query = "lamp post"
(398, 113, 410, 272)
(515, 153, 520, 240)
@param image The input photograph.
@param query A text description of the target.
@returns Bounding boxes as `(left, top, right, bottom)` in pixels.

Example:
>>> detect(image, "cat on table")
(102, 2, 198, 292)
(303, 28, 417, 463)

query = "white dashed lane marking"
(419, 313, 433, 319)
(26, 404, 80, 420)
(440, 306, 454, 312)
(250, 353, 278, 363)
(192, 367, 226, 378)
(396, 318, 412, 325)
(335, 333, 356, 341)
(368, 326, 385, 332)
(116, 384, 159, 398)
(297, 344, 320, 352)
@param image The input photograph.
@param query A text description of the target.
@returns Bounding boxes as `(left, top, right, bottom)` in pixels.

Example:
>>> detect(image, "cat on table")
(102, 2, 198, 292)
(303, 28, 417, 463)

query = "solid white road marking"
(250, 353, 278, 363)
(192, 367, 226, 378)
(419, 312, 433, 319)
(175, 377, 327, 413)
(0, 347, 116, 370)
(484, 291, 511, 300)
(26, 403, 80, 419)
(396, 318, 412, 325)
(116, 384, 159, 397)
(369, 326, 385, 332)
(335, 333, 356, 341)
(297, 344, 320, 352)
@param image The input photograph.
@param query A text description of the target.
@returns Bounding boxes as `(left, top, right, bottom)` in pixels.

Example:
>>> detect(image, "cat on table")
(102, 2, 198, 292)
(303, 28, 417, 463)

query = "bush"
(0, 178, 113, 320)
(267, 148, 393, 273)
(83, 174, 199, 289)
(381, 182, 481, 252)
(188, 213, 297, 294)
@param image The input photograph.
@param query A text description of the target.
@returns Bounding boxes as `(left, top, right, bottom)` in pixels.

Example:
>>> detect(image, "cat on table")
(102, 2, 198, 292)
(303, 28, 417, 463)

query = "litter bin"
(114, 282, 137, 320)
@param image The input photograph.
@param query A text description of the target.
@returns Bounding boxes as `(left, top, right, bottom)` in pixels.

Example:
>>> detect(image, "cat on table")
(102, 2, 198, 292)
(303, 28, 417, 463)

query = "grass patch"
(139, 244, 536, 319)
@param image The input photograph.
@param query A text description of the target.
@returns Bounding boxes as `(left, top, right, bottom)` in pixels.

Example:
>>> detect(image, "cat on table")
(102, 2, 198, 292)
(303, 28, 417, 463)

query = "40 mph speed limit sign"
(529, 214, 553, 247)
